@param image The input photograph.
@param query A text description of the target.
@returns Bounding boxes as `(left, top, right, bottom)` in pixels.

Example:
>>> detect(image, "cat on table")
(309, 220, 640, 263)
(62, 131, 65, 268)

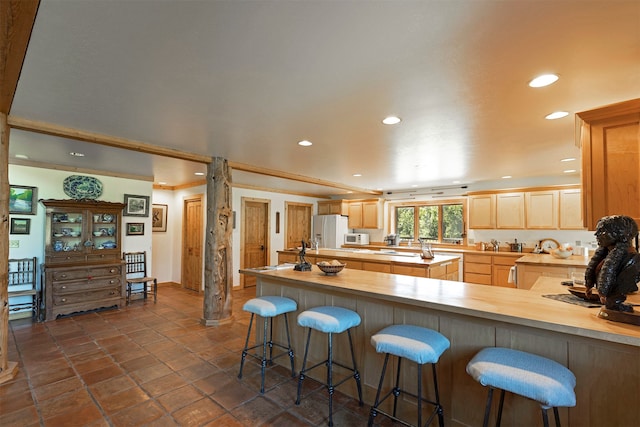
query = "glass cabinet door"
(50, 210, 84, 253)
(90, 211, 119, 251)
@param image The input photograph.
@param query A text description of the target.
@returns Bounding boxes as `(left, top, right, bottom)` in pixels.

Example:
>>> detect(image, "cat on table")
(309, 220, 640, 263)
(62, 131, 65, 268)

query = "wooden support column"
(202, 157, 234, 325)
(0, 113, 18, 383)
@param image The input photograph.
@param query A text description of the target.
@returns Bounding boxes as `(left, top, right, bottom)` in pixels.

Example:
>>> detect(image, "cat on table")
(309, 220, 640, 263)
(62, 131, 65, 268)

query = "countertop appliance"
(345, 233, 370, 245)
(384, 234, 398, 246)
(312, 215, 349, 249)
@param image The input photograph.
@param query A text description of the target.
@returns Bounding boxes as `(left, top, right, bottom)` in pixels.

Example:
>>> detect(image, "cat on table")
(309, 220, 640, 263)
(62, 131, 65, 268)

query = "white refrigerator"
(313, 215, 349, 249)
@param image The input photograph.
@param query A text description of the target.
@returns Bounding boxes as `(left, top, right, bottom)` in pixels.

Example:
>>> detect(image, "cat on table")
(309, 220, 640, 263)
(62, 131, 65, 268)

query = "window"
(393, 200, 466, 245)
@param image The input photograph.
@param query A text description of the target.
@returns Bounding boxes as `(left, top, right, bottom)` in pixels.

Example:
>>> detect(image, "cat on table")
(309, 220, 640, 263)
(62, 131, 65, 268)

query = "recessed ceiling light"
(352, 173, 362, 177)
(411, 184, 418, 187)
(69, 152, 85, 157)
(502, 175, 512, 179)
(15, 154, 29, 159)
(545, 111, 569, 120)
(194, 172, 205, 176)
(382, 116, 401, 125)
(563, 169, 577, 173)
(298, 140, 312, 146)
(529, 74, 559, 88)
(158, 181, 167, 185)
(560, 157, 576, 162)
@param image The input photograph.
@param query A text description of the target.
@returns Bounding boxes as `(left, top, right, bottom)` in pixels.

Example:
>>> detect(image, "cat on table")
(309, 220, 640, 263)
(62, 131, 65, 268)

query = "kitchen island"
(516, 253, 590, 289)
(277, 248, 460, 280)
(240, 266, 640, 427)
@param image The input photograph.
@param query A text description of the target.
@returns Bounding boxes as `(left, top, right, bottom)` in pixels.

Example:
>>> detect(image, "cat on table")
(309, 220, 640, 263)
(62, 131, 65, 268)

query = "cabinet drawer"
(464, 254, 491, 264)
(362, 262, 391, 273)
(87, 252, 120, 263)
(53, 287, 121, 306)
(47, 253, 85, 264)
(464, 272, 492, 285)
(53, 277, 122, 293)
(465, 263, 492, 275)
(392, 265, 426, 277)
(493, 256, 516, 266)
(429, 264, 447, 279)
(51, 265, 121, 281)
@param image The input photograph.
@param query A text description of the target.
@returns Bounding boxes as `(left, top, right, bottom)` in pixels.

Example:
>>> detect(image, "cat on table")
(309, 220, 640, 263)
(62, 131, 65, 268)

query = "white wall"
(9, 164, 153, 267)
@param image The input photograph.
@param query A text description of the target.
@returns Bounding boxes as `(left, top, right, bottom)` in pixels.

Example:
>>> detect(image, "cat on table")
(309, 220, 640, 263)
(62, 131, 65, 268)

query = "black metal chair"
(123, 251, 157, 304)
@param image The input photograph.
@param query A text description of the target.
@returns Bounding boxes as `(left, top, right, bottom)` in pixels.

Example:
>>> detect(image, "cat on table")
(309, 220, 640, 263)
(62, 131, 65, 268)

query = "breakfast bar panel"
(241, 268, 640, 427)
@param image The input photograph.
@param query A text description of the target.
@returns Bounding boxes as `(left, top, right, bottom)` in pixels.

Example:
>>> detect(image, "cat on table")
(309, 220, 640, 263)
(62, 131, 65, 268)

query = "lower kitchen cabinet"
(516, 263, 587, 290)
(464, 253, 517, 287)
(44, 261, 125, 320)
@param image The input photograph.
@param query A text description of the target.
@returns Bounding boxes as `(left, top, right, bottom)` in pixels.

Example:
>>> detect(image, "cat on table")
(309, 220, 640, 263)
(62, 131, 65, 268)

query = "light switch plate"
(9, 240, 19, 248)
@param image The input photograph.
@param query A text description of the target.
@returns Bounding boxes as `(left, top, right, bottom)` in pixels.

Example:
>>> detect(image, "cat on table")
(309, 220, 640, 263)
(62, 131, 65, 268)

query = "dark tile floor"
(2, 285, 375, 427)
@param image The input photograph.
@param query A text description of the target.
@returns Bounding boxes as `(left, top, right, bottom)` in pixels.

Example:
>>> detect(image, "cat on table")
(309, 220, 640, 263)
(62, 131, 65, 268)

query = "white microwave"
(345, 233, 369, 245)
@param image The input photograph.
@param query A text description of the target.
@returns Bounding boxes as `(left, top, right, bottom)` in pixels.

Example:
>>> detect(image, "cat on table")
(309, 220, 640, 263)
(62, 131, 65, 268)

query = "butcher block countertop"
(277, 248, 459, 266)
(240, 267, 640, 347)
(515, 253, 591, 267)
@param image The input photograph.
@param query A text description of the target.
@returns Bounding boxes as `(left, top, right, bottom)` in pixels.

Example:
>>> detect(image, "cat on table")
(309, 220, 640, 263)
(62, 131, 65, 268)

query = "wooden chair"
(8, 257, 42, 321)
(123, 251, 157, 304)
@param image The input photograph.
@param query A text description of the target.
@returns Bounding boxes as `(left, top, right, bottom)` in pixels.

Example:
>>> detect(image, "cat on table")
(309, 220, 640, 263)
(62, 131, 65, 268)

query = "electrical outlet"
(9, 240, 19, 248)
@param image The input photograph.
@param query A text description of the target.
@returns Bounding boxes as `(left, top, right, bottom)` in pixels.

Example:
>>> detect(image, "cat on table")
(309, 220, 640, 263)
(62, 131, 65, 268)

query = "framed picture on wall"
(126, 222, 145, 236)
(10, 218, 31, 234)
(9, 185, 37, 215)
(152, 204, 168, 232)
(124, 194, 150, 217)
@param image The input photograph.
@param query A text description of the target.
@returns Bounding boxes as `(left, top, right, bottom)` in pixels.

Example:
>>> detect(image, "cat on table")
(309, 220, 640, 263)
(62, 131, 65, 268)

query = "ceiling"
(8, 0, 640, 197)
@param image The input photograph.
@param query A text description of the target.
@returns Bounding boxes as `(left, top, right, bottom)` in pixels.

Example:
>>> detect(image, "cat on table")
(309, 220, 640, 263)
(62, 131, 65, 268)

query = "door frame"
(240, 196, 271, 288)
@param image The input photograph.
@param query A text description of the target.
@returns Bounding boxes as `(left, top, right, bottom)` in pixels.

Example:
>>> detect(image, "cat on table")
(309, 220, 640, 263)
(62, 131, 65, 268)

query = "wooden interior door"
(285, 202, 312, 249)
(181, 195, 203, 292)
(242, 198, 270, 287)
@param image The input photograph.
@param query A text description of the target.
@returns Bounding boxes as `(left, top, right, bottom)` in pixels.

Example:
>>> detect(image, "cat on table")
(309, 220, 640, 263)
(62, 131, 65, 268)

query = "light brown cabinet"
(525, 190, 557, 229)
(464, 253, 516, 288)
(516, 263, 587, 290)
(468, 194, 495, 229)
(496, 192, 525, 229)
(347, 199, 380, 229)
(468, 186, 582, 230)
(41, 199, 126, 320)
(317, 199, 348, 216)
(577, 98, 640, 230)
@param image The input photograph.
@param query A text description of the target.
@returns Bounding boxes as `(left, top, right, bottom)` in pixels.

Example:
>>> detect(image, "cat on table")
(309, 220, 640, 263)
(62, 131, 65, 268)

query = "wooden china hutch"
(41, 199, 126, 320)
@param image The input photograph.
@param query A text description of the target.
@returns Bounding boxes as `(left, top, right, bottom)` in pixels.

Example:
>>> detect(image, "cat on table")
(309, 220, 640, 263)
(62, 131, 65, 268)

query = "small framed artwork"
(10, 218, 31, 235)
(9, 185, 38, 215)
(126, 222, 145, 236)
(152, 204, 168, 232)
(124, 194, 150, 217)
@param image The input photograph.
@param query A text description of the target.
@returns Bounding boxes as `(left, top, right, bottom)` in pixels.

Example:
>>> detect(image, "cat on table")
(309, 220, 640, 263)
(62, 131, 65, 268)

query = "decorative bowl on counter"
(551, 248, 573, 259)
(317, 261, 346, 275)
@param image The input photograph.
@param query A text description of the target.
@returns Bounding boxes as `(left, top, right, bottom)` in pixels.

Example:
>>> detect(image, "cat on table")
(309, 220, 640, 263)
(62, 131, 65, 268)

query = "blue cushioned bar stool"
(368, 324, 450, 427)
(296, 306, 363, 426)
(238, 296, 297, 393)
(466, 347, 576, 427)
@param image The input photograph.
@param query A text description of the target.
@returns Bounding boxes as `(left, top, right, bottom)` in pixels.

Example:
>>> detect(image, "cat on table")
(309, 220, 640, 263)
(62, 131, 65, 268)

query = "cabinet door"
(317, 202, 331, 215)
(348, 202, 363, 228)
(559, 189, 585, 229)
(492, 264, 515, 288)
(578, 99, 640, 229)
(361, 201, 379, 228)
(525, 190, 558, 229)
(496, 193, 525, 229)
(468, 195, 495, 229)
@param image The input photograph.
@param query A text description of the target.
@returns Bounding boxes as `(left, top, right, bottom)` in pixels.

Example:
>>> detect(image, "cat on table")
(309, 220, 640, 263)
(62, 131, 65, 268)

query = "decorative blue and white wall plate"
(63, 175, 103, 200)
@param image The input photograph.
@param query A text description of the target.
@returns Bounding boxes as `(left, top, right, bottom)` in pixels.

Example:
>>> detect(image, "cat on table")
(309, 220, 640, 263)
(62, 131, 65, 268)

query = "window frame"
(388, 198, 467, 246)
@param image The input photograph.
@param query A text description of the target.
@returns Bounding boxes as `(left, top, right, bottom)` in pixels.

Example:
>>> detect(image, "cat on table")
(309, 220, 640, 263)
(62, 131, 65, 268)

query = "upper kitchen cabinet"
(317, 199, 348, 216)
(468, 194, 496, 229)
(348, 199, 381, 229)
(525, 190, 558, 229)
(495, 192, 525, 229)
(468, 185, 582, 230)
(577, 98, 640, 230)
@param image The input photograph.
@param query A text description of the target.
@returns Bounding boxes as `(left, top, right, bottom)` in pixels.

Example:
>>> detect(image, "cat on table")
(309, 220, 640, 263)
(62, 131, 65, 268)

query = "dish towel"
(508, 266, 516, 284)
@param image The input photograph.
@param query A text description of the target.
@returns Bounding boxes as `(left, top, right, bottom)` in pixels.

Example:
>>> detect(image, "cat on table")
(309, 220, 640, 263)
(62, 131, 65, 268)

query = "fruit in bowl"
(552, 247, 573, 259)
(317, 260, 346, 275)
